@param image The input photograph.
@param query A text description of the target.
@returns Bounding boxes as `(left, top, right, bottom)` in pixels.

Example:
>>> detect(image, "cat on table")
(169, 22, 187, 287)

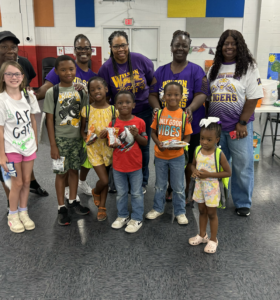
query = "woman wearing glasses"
(36, 34, 97, 198)
(149, 30, 209, 203)
(36, 34, 96, 97)
(98, 31, 154, 193)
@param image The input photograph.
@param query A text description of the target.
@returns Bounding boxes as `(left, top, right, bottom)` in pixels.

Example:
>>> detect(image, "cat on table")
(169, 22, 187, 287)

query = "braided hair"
(74, 34, 91, 47)
(108, 31, 135, 94)
(170, 30, 192, 47)
(201, 122, 222, 138)
(209, 30, 256, 83)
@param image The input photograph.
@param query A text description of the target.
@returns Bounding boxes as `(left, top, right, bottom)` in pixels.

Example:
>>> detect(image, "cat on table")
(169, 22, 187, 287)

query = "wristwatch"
(239, 120, 247, 126)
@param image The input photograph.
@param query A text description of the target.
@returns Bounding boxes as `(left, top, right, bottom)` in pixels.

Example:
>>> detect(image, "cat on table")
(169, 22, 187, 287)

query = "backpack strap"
(111, 105, 116, 127)
(78, 89, 83, 101)
(53, 84, 60, 129)
(194, 145, 202, 159)
(156, 109, 163, 131)
(215, 147, 221, 173)
(23, 89, 30, 105)
(85, 94, 90, 133)
(181, 111, 186, 141)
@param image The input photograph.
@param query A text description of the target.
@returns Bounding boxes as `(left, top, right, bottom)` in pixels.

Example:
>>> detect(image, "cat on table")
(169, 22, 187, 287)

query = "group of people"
(0, 28, 263, 254)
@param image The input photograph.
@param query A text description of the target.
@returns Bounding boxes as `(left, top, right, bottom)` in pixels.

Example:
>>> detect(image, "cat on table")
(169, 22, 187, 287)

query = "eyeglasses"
(75, 47, 91, 52)
(0, 45, 18, 52)
(4, 72, 23, 78)
(112, 44, 129, 50)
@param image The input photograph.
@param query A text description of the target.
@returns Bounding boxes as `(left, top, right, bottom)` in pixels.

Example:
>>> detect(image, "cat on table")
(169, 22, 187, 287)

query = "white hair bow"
(199, 117, 221, 128)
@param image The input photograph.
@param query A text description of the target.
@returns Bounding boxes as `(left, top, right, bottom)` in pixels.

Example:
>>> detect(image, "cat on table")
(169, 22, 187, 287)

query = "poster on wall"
(57, 47, 64, 56)
(267, 53, 280, 87)
(91, 47, 97, 56)
(64, 46, 74, 54)
(205, 60, 214, 74)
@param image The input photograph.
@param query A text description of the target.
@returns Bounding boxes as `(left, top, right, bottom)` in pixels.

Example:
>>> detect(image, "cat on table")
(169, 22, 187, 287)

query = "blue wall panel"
(206, 0, 245, 18)
(75, 0, 95, 27)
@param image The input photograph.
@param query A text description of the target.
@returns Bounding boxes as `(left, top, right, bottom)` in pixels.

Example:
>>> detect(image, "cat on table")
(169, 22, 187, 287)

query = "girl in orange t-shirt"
(146, 82, 192, 224)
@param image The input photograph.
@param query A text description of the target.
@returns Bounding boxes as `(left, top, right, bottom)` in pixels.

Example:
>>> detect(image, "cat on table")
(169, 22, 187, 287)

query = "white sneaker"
(176, 214, 188, 225)
(145, 209, 163, 220)
(19, 211, 35, 230)
(78, 180, 92, 195)
(7, 213, 25, 233)
(111, 217, 130, 229)
(65, 187, 80, 201)
(125, 219, 142, 233)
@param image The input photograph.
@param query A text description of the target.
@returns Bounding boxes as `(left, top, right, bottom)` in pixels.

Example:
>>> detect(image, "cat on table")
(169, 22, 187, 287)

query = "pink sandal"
(204, 239, 218, 253)
(189, 234, 209, 246)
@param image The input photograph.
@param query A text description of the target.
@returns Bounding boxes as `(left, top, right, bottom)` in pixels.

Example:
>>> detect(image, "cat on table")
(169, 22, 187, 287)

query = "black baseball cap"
(0, 31, 20, 44)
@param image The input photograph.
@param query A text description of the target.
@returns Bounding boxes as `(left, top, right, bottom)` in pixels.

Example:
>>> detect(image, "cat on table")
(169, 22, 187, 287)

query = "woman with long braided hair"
(149, 30, 209, 204)
(98, 31, 154, 193)
(207, 30, 263, 217)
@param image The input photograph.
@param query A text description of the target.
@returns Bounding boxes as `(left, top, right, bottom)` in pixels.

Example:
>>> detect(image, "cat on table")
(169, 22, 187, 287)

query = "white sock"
(68, 199, 76, 204)
(58, 204, 66, 210)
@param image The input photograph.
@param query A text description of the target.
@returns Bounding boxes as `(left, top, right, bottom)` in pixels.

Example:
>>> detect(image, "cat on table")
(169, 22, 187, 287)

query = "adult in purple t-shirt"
(149, 30, 209, 202)
(36, 34, 97, 198)
(98, 31, 154, 191)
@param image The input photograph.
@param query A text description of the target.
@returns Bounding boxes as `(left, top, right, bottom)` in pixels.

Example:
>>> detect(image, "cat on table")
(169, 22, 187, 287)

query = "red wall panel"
(18, 46, 102, 87)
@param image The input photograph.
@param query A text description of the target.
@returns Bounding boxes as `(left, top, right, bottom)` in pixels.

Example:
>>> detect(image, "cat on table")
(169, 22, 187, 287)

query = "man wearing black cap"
(0, 31, 36, 86)
(0, 31, 49, 209)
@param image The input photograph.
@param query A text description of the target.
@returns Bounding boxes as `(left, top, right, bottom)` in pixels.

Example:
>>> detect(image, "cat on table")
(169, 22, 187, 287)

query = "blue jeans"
(219, 121, 254, 209)
(134, 107, 153, 187)
(113, 169, 144, 221)
(153, 155, 186, 216)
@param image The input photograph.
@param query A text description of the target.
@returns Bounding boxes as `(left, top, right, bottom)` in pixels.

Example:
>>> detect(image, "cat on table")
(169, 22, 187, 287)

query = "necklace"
(117, 62, 128, 74)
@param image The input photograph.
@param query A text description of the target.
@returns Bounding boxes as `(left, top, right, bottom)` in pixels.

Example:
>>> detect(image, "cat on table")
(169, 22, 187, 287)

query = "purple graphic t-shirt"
(150, 62, 209, 134)
(98, 52, 154, 114)
(45, 64, 96, 87)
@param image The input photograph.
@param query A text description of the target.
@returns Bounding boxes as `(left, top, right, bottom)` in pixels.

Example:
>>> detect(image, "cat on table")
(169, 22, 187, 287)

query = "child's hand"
(192, 169, 201, 178)
(109, 142, 119, 148)
(129, 126, 138, 137)
(51, 145, 60, 160)
(99, 129, 108, 139)
(157, 141, 165, 152)
(198, 169, 211, 179)
(0, 155, 9, 173)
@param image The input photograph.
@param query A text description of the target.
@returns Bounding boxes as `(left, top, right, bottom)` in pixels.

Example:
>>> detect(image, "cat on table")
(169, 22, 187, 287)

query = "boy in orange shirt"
(146, 82, 192, 224)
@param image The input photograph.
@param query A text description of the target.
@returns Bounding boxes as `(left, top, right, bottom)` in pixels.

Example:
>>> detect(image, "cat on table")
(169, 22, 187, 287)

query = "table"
(255, 105, 280, 157)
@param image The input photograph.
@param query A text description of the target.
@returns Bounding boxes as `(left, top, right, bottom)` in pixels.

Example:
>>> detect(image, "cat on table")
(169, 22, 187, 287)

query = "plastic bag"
(161, 139, 189, 148)
(52, 157, 65, 172)
(86, 124, 97, 146)
(107, 127, 120, 146)
(4, 162, 17, 177)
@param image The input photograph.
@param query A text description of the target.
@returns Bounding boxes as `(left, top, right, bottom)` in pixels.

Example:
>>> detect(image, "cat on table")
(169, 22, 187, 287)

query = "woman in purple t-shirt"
(98, 31, 154, 193)
(149, 30, 209, 202)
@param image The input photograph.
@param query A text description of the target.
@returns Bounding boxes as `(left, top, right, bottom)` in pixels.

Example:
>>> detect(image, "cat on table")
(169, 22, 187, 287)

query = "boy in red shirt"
(109, 91, 148, 233)
(146, 82, 192, 224)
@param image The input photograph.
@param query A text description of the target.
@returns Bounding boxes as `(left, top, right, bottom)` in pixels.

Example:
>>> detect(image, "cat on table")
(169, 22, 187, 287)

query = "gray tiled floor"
(1, 107, 280, 299)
